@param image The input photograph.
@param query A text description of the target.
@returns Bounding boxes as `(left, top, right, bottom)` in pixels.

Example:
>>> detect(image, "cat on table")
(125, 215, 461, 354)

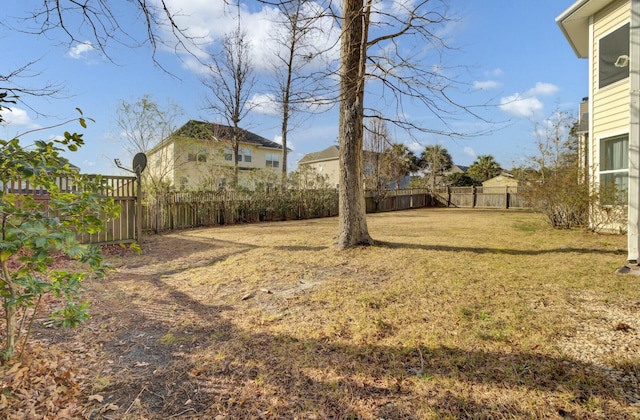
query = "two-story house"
(146, 120, 285, 190)
(557, 0, 640, 263)
(298, 145, 341, 188)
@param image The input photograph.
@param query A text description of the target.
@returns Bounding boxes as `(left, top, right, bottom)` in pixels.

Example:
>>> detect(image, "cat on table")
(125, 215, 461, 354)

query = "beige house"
(557, 0, 639, 262)
(146, 120, 285, 190)
(298, 145, 340, 188)
(482, 173, 519, 188)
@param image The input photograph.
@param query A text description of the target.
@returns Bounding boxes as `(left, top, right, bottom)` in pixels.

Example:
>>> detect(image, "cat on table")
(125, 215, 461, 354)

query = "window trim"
(597, 22, 630, 90)
(223, 147, 233, 161)
(265, 152, 281, 168)
(599, 133, 629, 205)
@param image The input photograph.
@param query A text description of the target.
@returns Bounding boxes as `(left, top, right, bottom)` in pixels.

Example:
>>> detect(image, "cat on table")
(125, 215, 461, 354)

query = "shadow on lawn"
(83, 270, 636, 419)
(375, 240, 625, 257)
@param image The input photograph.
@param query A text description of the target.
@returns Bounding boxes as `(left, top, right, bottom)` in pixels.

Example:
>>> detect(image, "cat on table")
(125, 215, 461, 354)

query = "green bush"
(0, 129, 120, 362)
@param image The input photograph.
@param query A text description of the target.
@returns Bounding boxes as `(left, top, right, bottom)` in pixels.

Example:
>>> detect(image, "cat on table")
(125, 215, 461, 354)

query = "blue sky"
(1, 1, 586, 176)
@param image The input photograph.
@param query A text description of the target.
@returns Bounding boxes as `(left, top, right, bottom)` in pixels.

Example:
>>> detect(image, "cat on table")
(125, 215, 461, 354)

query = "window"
(266, 152, 280, 168)
(599, 23, 629, 89)
(243, 148, 252, 163)
(236, 148, 252, 163)
(188, 152, 207, 162)
(224, 147, 233, 161)
(600, 134, 628, 204)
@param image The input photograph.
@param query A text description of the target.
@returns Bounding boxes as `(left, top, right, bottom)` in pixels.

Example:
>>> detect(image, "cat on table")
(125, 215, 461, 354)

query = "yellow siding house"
(298, 145, 341, 188)
(146, 120, 285, 190)
(557, 0, 640, 262)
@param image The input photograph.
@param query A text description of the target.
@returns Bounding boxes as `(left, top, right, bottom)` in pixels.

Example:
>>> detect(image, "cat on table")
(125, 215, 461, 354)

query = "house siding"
(302, 160, 340, 188)
(592, 0, 630, 164)
(172, 140, 280, 188)
(146, 122, 284, 190)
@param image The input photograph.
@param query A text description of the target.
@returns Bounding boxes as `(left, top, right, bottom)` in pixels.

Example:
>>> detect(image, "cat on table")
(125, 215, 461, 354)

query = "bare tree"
(11, 1, 197, 65)
(116, 94, 183, 192)
(0, 61, 65, 124)
(0, 2, 197, 131)
(267, 0, 337, 186)
(364, 116, 416, 209)
(202, 19, 257, 188)
(336, 0, 372, 248)
(336, 0, 482, 249)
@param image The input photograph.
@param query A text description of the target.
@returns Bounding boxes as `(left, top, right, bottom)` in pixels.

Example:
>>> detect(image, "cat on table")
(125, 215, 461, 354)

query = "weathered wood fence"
(2, 175, 139, 244)
(432, 186, 524, 209)
(3, 177, 526, 243)
(142, 186, 526, 233)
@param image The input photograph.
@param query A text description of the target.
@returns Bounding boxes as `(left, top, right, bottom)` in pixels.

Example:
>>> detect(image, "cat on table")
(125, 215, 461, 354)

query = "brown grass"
(6, 208, 640, 419)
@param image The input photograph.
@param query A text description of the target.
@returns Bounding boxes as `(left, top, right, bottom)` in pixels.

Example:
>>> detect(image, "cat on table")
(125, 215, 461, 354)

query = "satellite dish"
(133, 153, 147, 174)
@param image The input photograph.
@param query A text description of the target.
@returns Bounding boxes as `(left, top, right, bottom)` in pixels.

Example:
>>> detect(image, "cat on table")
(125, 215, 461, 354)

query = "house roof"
(170, 120, 284, 150)
(556, 0, 613, 58)
(298, 145, 340, 164)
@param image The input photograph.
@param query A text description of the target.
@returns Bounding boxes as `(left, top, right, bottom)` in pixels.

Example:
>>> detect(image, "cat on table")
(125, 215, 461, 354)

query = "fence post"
(505, 186, 509, 209)
(472, 186, 477, 208)
(136, 172, 143, 242)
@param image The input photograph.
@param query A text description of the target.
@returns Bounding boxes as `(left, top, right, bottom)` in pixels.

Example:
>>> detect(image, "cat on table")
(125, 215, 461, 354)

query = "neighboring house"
(412, 164, 469, 187)
(298, 145, 340, 188)
(482, 173, 519, 188)
(557, 0, 639, 262)
(146, 120, 285, 190)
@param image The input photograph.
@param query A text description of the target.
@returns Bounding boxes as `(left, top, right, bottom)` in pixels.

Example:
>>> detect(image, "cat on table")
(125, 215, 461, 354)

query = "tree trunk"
(2, 262, 18, 361)
(336, 0, 373, 249)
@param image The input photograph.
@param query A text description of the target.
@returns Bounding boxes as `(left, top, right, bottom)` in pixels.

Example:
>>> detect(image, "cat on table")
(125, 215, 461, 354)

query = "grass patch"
(14, 208, 638, 419)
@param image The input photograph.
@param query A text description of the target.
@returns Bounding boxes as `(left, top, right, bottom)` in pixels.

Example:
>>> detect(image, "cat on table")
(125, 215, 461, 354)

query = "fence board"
(2, 175, 138, 245)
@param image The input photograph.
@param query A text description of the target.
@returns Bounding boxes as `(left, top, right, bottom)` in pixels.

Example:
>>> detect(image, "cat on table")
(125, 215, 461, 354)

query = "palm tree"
(468, 155, 502, 182)
(421, 145, 453, 190)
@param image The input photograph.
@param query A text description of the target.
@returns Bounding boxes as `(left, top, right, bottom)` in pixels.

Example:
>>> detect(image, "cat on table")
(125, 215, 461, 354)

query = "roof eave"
(556, 0, 612, 58)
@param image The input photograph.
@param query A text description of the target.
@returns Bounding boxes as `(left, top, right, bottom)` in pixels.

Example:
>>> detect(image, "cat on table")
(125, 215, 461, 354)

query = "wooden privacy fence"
(142, 189, 340, 233)
(365, 188, 434, 212)
(1, 175, 139, 244)
(433, 186, 524, 209)
(82, 175, 138, 244)
(142, 187, 528, 233)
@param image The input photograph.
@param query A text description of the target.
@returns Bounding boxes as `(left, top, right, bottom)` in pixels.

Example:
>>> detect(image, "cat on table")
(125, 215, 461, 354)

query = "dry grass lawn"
(4, 208, 640, 419)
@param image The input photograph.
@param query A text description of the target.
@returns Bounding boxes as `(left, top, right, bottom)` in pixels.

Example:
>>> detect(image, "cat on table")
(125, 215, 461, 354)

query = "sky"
(0, 1, 587, 176)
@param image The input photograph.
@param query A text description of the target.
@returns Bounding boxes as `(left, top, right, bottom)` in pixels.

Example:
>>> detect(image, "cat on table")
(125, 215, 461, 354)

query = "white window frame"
(265, 152, 280, 168)
(597, 22, 630, 90)
(599, 133, 629, 205)
(223, 147, 233, 161)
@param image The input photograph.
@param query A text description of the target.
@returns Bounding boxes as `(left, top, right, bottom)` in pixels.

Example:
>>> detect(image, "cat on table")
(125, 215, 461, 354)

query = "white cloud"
(499, 94, 543, 118)
(0, 107, 39, 129)
(248, 93, 280, 116)
(406, 141, 424, 154)
(473, 80, 501, 90)
(463, 146, 475, 157)
(66, 41, 96, 59)
(273, 134, 295, 151)
(157, 0, 340, 73)
(526, 82, 559, 97)
(499, 82, 559, 118)
(487, 68, 504, 77)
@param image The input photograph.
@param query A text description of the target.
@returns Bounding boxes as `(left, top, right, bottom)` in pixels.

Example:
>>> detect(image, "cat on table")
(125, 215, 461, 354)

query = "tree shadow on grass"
(375, 240, 625, 257)
(74, 271, 638, 419)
